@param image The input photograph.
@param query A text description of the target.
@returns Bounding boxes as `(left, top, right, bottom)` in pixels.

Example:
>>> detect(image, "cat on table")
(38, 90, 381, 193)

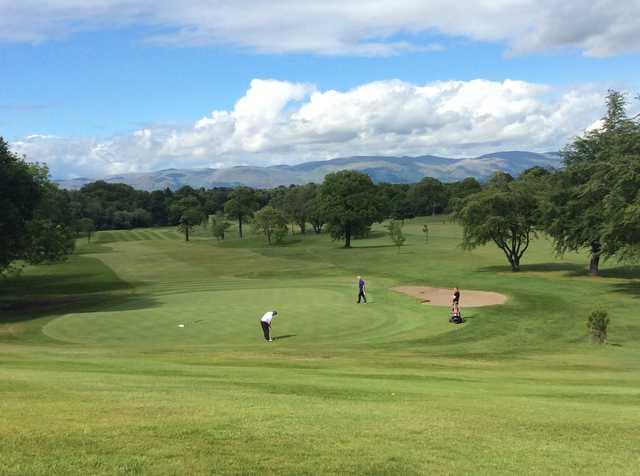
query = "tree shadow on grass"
(599, 266, 640, 279)
(0, 256, 158, 326)
(0, 272, 132, 297)
(479, 262, 587, 276)
(479, 262, 640, 279)
(349, 244, 398, 249)
(75, 243, 115, 255)
(610, 281, 640, 300)
(273, 238, 304, 247)
(0, 292, 159, 325)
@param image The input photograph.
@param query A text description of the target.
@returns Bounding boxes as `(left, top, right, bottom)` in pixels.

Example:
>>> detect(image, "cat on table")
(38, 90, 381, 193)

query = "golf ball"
(178, 324, 185, 328)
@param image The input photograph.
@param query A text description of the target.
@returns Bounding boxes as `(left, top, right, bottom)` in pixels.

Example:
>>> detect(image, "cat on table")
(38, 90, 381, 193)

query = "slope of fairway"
(2, 219, 640, 475)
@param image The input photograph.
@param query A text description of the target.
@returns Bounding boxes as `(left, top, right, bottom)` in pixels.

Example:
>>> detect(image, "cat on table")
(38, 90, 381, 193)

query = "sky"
(1, 0, 639, 179)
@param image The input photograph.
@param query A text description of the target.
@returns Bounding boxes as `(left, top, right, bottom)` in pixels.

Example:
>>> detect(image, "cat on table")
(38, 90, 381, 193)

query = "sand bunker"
(392, 286, 507, 307)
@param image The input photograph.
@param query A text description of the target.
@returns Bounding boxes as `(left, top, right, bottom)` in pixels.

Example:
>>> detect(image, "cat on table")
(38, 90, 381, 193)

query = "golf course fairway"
(2, 218, 639, 475)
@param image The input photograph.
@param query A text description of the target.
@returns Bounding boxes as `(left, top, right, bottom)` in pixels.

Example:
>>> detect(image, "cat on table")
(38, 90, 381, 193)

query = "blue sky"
(1, 1, 639, 178)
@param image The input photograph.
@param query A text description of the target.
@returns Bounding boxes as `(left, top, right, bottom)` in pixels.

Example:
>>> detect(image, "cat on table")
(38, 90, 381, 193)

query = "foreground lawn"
(1, 218, 640, 474)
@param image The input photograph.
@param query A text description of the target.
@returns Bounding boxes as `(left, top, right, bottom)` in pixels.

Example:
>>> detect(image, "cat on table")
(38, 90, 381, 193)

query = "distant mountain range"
(55, 151, 563, 191)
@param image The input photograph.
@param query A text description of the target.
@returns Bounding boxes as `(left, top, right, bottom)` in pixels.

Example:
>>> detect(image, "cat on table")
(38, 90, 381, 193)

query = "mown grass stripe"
(126, 230, 145, 241)
(144, 230, 166, 241)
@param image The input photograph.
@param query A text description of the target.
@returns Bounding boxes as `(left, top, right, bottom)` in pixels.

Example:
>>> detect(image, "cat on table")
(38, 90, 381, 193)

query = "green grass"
(2, 218, 640, 475)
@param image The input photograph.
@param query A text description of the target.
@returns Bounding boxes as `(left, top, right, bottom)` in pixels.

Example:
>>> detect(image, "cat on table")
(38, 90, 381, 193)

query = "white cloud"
(0, 1, 639, 56)
(11, 78, 608, 179)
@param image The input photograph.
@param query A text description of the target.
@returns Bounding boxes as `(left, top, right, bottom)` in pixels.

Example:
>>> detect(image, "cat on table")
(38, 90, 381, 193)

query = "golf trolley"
(449, 312, 465, 324)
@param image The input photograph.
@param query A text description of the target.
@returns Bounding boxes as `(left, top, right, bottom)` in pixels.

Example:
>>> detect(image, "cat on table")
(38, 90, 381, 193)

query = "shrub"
(210, 213, 231, 240)
(385, 220, 406, 251)
(273, 225, 289, 244)
(587, 310, 609, 344)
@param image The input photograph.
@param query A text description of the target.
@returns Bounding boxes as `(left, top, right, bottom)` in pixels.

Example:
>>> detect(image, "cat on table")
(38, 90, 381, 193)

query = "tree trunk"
(238, 216, 243, 238)
(185, 226, 190, 242)
(299, 222, 306, 234)
(510, 254, 520, 271)
(589, 242, 601, 276)
(494, 236, 522, 272)
(589, 254, 600, 276)
(344, 228, 352, 248)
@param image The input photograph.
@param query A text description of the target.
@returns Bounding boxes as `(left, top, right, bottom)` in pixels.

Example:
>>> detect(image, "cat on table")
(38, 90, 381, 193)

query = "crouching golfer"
(260, 310, 278, 342)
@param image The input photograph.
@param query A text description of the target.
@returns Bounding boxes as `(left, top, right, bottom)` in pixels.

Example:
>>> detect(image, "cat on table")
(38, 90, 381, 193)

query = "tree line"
(62, 173, 475, 234)
(2, 90, 638, 276)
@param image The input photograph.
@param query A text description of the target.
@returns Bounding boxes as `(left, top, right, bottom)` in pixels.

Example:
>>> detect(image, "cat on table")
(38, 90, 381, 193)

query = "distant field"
(2, 217, 640, 475)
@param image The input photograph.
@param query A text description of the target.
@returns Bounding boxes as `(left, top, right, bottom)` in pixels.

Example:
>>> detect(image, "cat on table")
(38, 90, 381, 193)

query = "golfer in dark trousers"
(260, 310, 277, 342)
(357, 276, 367, 303)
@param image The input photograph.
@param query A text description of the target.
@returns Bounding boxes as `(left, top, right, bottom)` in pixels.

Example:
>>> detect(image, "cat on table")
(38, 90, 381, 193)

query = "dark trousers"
(357, 290, 367, 303)
(260, 321, 271, 340)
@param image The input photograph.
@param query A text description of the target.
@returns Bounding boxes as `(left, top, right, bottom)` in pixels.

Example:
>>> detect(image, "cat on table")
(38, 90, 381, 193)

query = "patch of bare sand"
(392, 286, 507, 307)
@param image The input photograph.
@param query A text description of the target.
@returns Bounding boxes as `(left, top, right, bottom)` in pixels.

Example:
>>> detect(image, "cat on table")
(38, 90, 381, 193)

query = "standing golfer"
(260, 310, 277, 342)
(452, 287, 460, 312)
(357, 276, 367, 304)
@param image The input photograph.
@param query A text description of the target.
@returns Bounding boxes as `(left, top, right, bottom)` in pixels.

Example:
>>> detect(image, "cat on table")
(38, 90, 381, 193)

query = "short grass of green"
(1, 217, 640, 475)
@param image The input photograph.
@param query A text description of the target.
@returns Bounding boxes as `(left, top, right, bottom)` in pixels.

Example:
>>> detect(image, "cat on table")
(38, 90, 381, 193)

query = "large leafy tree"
(445, 177, 482, 212)
(202, 188, 231, 217)
(169, 196, 203, 242)
(253, 206, 288, 244)
(0, 138, 74, 275)
(454, 178, 540, 271)
(378, 183, 414, 220)
(1, 138, 41, 273)
(408, 177, 448, 216)
(149, 189, 171, 226)
(78, 218, 96, 242)
(307, 193, 325, 234)
(584, 96, 640, 262)
(317, 170, 383, 248)
(27, 182, 76, 263)
(544, 90, 640, 275)
(282, 184, 318, 234)
(599, 155, 640, 260)
(224, 186, 258, 238)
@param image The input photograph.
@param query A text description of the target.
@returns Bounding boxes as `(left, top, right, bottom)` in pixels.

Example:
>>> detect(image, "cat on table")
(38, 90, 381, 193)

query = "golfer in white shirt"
(260, 310, 278, 342)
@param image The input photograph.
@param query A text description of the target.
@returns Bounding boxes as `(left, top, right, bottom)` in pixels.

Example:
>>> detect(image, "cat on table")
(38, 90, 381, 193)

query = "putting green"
(43, 287, 450, 347)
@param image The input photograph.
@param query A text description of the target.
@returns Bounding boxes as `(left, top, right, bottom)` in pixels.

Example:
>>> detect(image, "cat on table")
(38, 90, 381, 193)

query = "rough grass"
(1, 218, 640, 475)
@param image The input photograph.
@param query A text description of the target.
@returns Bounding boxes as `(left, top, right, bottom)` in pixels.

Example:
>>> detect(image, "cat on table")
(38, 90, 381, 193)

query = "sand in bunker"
(392, 286, 507, 307)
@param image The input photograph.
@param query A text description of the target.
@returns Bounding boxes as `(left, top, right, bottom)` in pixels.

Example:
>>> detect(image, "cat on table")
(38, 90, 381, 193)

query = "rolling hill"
(55, 150, 562, 190)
